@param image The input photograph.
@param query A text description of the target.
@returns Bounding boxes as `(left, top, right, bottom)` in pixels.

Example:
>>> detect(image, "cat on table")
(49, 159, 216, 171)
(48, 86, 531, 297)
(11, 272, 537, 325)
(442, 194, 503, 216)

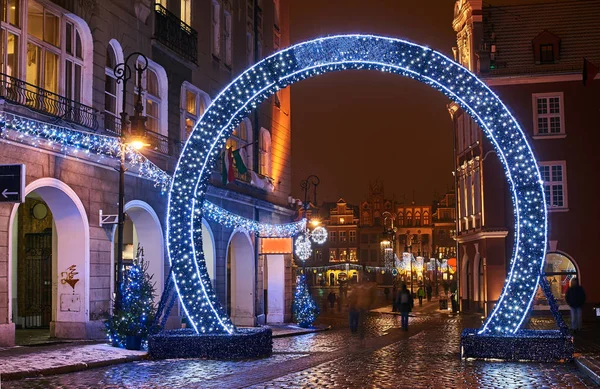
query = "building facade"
(0, 0, 293, 346)
(451, 0, 600, 315)
(432, 191, 457, 260)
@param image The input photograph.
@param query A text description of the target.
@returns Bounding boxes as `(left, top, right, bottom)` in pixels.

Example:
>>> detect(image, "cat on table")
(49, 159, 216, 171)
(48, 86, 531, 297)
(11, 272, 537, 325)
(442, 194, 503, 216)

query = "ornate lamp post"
(300, 174, 320, 212)
(113, 52, 149, 310)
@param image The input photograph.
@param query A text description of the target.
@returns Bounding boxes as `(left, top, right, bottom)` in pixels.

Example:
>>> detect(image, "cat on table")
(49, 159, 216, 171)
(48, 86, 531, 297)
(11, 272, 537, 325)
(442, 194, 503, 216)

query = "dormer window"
(540, 44, 554, 64)
(532, 30, 560, 65)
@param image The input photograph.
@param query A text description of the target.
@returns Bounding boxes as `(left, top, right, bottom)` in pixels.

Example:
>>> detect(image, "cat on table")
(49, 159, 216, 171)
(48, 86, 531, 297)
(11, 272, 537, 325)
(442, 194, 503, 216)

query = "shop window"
(534, 252, 578, 309)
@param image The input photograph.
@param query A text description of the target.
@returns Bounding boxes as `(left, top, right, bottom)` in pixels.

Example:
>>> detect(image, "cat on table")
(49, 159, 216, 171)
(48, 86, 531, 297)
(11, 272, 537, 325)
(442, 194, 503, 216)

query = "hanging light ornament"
(295, 233, 313, 261)
(310, 226, 328, 244)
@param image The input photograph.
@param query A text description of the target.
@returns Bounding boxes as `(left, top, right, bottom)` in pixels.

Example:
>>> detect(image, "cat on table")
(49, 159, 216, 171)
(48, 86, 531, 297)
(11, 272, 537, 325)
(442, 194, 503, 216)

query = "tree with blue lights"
(105, 245, 157, 349)
(293, 273, 319, 328)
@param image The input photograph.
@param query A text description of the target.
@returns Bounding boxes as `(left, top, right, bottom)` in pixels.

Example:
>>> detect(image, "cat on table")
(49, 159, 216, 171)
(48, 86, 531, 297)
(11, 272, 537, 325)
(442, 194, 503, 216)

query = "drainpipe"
(452, 111, 461, 312)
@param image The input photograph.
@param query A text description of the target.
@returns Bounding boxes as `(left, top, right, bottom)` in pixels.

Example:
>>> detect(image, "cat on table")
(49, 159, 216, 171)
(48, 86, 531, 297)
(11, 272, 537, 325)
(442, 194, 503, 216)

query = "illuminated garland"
(201, 201, 306, 237)
(0, 112, 171, 192)
(168, 34, 548, 336)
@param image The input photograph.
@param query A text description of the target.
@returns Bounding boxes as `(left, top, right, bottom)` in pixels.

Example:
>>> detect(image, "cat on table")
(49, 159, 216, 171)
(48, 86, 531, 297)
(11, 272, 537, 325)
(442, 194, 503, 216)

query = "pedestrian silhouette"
(417, 286, 425, 306)
(397, 284, 414, 331)
(426, 284, 433, 302)
(328, 291, 336, 309)
(566, 277, 586, 332)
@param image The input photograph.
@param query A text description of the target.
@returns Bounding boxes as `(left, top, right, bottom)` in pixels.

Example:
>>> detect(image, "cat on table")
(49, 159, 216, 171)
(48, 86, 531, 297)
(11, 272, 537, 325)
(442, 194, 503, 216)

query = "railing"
(154, 4, 198, 64)
(0, 73, 98, 130)
(146, 130, 170, 155)
(104, 114, 122, 136)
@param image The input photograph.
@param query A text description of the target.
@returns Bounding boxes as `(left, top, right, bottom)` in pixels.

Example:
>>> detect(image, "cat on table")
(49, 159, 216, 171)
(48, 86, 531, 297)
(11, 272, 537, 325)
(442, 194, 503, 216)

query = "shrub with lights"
(293, 274, 319, 328)
(105, 245, 158, 350)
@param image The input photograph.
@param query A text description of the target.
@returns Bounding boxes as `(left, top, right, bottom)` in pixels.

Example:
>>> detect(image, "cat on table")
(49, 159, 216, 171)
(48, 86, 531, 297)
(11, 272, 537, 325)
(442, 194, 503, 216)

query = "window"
(540, 161, 568, 209)
(329, 231, 337, 243)
(540, 44, 553, 64)
(369, 234, 377, 243)
(349, 249, 357, 262)
(534, 252, 578, 308)
(181, 83, 210, 141)
(360, 249, 368, 261)
(104, 40, 123, 133)
(339, 231, 347, 242)
(398, 212, 403, 226)
(315, 249, 322, 261)
(360, 234, 368, 244)
(211, 0, 221, 58)
(259, 128, 271, 176)
(1, 0, 20, 28)
(370, 249, 377, 261)
(339, 249, 347, 262)
(349, 231, 356, 243)
(138, 58, 168, 136)
(273, 0, 280, 29)
(415, 211, 421, 227)
(406, 212, 412, 226)
(361, 212, 371, 226)
(26, 2, 60, 94)
(223, 11, 232, 67)
(533, 93, 564, 136)
(181, 0, 191, 26)
(423, 212, 430, 225)
(329, 249, 337, 262)
(225, 119, 253, 171)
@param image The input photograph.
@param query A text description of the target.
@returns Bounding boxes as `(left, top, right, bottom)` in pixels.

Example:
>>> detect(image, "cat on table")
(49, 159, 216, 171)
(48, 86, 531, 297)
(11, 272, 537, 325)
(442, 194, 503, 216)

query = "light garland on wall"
(167, 34, 548, 336)
(294, 225, 328, 262)
(0, 113, 172, 192)
(201, 201, 306, 237)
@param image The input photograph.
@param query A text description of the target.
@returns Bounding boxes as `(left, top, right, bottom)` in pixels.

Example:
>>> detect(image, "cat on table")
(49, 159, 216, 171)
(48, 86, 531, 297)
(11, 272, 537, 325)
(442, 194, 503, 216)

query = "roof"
(483, 0, 600, 76)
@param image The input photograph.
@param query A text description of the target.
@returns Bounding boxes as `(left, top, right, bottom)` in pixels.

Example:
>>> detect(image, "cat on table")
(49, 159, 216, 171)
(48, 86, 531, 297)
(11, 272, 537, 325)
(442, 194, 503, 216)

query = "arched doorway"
(534, 252, 579, 310)
(9, 178, 89, 342)
(201, 219, 216, 287)
(226, 231, 255, 326)
(111, 201, 164, 305)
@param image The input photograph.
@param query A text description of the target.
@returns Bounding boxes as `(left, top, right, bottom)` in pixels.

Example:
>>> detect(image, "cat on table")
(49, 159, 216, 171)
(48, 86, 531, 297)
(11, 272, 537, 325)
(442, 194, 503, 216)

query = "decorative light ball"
(310, 226, 328, 244)
(295, 234, 312, 261)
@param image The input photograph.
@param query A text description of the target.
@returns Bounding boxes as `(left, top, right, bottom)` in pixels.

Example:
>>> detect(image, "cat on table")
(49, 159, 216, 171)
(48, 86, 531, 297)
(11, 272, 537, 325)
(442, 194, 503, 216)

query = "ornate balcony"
(146, 130, 170, 155)
(154, 4, 198, 64)
(0, 72, 98, 130)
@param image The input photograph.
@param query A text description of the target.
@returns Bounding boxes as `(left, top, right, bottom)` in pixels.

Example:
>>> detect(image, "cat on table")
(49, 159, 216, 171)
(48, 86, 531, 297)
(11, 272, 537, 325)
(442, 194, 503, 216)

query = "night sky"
(289, 0, 458, 206)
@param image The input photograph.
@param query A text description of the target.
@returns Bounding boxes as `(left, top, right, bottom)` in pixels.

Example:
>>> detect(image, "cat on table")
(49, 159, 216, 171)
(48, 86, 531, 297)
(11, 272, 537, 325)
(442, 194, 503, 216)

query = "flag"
(583, 58, 599, 86)
(222, 148, 235, 185)
(233, 149, 248, 174)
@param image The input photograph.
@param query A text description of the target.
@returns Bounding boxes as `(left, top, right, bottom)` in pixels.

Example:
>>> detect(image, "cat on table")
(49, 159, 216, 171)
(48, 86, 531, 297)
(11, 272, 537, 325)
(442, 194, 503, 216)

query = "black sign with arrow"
(0, 164, 25, 203)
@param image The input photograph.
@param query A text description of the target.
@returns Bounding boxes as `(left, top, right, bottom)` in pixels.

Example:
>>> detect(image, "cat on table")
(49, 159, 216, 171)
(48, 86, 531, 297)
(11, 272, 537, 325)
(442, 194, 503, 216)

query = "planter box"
(148, 327, 272, 360)
(461, 328, 574, 362)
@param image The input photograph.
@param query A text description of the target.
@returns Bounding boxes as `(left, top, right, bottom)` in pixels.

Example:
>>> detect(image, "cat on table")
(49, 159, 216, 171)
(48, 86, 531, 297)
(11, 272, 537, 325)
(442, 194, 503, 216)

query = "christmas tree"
(293, 273, 319, 328)
(105, 245, 158, 349)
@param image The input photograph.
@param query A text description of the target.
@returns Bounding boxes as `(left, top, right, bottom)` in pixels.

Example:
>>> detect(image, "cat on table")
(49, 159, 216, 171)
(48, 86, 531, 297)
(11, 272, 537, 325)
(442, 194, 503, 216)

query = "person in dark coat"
(328, 291, 336, 309)
(397, 284, 414, 331)
(566, 277, 586, 332)
(426, 284, 433, 302)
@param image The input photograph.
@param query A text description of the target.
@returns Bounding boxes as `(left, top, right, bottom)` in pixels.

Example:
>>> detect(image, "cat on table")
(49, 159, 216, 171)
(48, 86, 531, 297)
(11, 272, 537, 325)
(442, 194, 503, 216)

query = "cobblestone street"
(4, 305, 596, 389)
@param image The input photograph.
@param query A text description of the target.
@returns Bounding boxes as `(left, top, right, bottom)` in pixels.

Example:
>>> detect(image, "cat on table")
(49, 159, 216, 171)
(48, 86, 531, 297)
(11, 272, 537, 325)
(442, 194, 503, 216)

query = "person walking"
(384, 287, 390, 301)
(417, 286, 425, 306)
(348, 286, 360, 333)
(397, 284, 414, 331)
(328, 291, 336, 309)
(426, 284, 433, 302)
(566, 277, 586, 332)
(392, 284, 398, 312)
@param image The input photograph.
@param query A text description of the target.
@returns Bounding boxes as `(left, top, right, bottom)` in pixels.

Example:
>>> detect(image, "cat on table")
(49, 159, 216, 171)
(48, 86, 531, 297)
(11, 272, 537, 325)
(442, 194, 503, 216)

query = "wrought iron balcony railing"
(146, 130, 170, 155)
(154, 4, 198, 64)
(0, 72, 98, 130)
(104, 114, 122, 136)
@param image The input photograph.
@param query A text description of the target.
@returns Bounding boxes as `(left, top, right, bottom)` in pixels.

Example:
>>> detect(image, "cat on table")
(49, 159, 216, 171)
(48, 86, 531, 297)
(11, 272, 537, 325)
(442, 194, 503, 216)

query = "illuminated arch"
(167, 34, 547, 335)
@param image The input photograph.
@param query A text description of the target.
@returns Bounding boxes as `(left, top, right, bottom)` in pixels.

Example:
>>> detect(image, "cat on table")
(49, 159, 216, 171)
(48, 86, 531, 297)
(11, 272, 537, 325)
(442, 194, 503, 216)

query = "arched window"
(535, 252, 578, 309)
(259, 128, 271, 177)
(423, 212, 430, 225)
(105, 39, 123, 133)
(226, 118, 253, 171)
(181, 82, 210, 141)
(398, 212, 403, 226)
(415, 211, 421, 227)
(138, 58, 168, 136)
(362, 211, 371, 226)
(406, 212, 412, 226)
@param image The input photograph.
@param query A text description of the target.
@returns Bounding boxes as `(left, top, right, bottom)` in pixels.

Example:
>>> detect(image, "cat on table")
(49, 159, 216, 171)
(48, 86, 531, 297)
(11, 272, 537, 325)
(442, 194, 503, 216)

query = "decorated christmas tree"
(293, 273, 319, 328)
(105, 245, 158, 349)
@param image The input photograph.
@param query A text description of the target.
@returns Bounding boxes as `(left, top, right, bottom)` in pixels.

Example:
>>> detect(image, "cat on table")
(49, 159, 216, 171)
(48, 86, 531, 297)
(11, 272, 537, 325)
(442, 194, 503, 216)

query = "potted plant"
(105, 245, 158, 350)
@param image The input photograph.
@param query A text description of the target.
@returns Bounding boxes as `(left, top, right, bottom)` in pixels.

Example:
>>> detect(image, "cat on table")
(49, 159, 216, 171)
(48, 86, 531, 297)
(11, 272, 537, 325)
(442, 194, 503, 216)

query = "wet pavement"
(4, 304, 596, 389)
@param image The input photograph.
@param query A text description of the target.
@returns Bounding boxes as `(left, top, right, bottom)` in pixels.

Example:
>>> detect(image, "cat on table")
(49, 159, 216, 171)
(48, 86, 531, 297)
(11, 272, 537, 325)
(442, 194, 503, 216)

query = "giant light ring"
(167, 34, 547, 336)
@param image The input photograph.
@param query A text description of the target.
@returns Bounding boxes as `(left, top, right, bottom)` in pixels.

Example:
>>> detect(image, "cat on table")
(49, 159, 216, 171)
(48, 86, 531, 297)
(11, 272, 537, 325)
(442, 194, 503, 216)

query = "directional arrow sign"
(0, 164, 25, 203)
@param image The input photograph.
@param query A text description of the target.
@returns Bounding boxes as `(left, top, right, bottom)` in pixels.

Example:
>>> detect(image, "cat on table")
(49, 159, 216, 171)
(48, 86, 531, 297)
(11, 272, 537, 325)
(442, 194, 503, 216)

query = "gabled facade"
(451, 0, 600, 316)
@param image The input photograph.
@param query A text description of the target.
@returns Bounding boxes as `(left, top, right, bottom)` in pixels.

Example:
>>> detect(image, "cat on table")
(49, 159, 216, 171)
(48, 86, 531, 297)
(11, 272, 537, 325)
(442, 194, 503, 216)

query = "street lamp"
(113, 52, 150, 310)
(300, 175, 320, 211)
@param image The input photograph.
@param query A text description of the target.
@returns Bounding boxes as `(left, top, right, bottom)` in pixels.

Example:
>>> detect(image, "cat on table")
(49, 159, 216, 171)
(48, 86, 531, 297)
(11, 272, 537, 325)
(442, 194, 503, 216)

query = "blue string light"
(167, 34, 547, 336)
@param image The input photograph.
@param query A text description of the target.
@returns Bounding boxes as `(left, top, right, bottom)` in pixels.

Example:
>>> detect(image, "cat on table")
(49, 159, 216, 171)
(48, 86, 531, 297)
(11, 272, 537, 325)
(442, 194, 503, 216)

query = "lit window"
(181, 0, 191, 26)
(181, 83, 209, 141)
(349, 231, 356, 242)
(534, 252, 578, 308)
(539, 161, 568, 209)
(339, 231, 347, 242)
(329, 231, 337, 243)
(329, 249, 337, 262)
(533, 93, 564, 136)
(259, 128, 271, 176)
